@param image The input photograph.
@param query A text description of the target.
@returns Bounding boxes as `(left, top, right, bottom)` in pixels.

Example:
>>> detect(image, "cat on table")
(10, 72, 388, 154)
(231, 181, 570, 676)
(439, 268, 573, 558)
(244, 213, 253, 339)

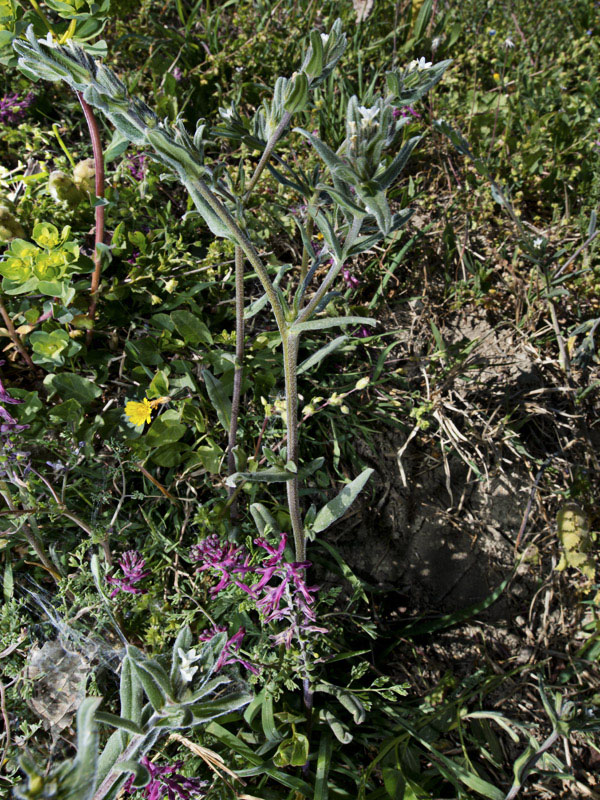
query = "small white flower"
(357, 105, 379, 123)
(408, 57, 432, 72)
(178, 647, 201, 683)
(432, 36, 441, 50)
(320, 33, 330, 45)
(533, 237, 544, 249)
(504, 37, 515, 49)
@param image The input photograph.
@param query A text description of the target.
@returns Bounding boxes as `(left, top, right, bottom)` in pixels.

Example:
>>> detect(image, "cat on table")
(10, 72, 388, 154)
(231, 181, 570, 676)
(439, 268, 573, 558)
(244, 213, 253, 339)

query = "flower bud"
(355, 376, 370, 390)
(73, 158, 96, 194)
(48, 170, 85, 207)
(0, 204, 25, 241)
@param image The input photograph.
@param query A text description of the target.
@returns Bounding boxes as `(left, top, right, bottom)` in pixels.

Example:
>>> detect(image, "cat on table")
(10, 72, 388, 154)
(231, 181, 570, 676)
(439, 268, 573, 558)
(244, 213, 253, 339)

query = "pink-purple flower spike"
(106, 550, 149, 598)
(123, 756, 207, 799)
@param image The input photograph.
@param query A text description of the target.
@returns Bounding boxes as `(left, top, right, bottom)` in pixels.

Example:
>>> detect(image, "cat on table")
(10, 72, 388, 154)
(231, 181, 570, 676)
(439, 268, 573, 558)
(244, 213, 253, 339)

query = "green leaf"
(144, 416, 187, 446)
(171, 309, 213, 346)
(225, 467, 295, 488)
(297, 335, 348, 375)
(376, 136, 422, 190)
(188, 689, 252, 724)
(113, 760, 151, 789)
(44, 372, 101, 405)
(314, 733, 333, 800)
(147, 370, 169, 399)
(273, 732, 309, 767)
(94, 712, 144, 736)
(312, 468, 374, 533)
(48, 398, 84, 427)
(203, 369, 231, 431)
(250, 503, 278, 535)
(290, 316, 376, 335)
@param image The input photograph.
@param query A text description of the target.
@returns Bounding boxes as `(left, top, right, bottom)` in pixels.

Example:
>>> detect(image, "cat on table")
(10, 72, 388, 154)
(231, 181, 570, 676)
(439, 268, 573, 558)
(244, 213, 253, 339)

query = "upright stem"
(77, 93, 105, 344)
(225, 111, 294, 505)
(244, 112, 292, 200)
(282, 332, 304, 561)
(0, 480, 58, 580)
(227, 244, 245, 513)
(0, 296, 34, 368)
(298, 215, 363, 323)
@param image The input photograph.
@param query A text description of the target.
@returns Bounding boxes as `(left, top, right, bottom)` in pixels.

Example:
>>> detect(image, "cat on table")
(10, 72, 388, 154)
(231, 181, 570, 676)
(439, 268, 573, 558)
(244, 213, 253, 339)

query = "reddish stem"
(76, 92, 105, 344)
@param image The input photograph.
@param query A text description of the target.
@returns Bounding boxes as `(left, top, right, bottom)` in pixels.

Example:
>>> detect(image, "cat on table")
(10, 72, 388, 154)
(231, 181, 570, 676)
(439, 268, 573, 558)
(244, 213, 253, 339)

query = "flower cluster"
(0, 92, 34, 124)
(342, 267, 360, 289)
(127, 153, 147, 181)
(0, 361, 28, 439)
(190, 533, 249, 594)
(392, 105, 421, 120)
(199, 625, 258, 674)
(124, 756, 207, 800)
(191, 533, 326, 653)
(106, 550, 149, 598)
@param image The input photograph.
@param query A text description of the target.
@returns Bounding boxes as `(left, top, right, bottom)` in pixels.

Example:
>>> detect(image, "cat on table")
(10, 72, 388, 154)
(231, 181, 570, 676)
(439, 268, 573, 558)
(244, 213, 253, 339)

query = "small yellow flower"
(125, 397, 152, 426)
(493, 72, 501, 81)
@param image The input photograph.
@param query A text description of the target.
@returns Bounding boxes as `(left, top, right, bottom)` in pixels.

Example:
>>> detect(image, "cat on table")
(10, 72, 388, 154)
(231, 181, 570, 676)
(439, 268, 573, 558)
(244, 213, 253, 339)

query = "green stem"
(244, 111, 293, 201)
(282, 331, 303, 561)
(0, 480, 58, 580)
(298, 215, 363, 323)
(227, 244, 245, 513)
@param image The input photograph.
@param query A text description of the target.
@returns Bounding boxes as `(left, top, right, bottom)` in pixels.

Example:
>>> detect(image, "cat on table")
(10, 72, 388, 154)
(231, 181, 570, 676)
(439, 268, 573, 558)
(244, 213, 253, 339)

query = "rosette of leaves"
(13, 623, 251, 800)
(0, 222, 84, 302)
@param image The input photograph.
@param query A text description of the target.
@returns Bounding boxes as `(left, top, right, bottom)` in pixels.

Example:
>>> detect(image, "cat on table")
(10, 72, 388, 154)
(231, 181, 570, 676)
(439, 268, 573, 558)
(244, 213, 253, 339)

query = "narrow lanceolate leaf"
(120, 656, 143, 728)
(297, 335, 348, 375)
(294, 127, 359, 184)
(312, 468, 374, 533)
(225, 468, 296, 488)
(289, 316, 376, 335)
(376, 136, 422, 190)
(203, 369, 231, 432)
(70, 697, 102, 800)
(250, 503, 278, 535)
(188, 688, 253, 724)
(314, 733, 333, 800)
(113, 760, 152, 789)
(95, 712, 144, 736)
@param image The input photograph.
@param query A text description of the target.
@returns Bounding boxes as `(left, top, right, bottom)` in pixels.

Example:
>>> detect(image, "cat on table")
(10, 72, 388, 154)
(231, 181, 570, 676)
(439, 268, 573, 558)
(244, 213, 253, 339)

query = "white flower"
(432, 36, 441, 50)
(504, 37, 515, 48)
(533, 237, 544, 249)
(408, 57, 432, 72)
(178, 647, 201, 683)
(320, 33, 330, 45)
(357, 105, 379, 124)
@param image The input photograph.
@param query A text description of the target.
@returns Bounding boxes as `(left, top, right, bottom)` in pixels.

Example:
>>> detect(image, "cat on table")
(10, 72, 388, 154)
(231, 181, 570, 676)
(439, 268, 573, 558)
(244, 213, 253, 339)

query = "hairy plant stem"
(282, 332, 303, 560)
(226, 112, 294, 505)
(0, 296, 34, 368)
(76, 93, 105, 344)
(227, 244, 245, 515)
(297, 215, 363, 323)
(91, 717, 160, 800)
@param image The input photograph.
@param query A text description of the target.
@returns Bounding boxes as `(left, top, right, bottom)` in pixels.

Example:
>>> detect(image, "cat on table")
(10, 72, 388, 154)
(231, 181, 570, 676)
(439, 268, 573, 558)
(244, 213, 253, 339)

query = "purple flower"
(0, 92, 34, 124)
(199, 625, 259, 674)
(342, 268, 360, 289)
(127, 154, 147, 181)
(392, 105, 421, 119)
(0, 362, 28, 438)
(190, 534, 250, 594)
(127, 250, 140, 265)
(124, 756, 207, 800)
(172, 66, 183, 81)
(106, 550, 149, 598)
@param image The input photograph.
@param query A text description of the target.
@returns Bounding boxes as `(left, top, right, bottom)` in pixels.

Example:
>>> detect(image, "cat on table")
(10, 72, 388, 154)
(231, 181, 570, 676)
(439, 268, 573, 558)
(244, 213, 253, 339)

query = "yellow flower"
(125, 397, 152, 426)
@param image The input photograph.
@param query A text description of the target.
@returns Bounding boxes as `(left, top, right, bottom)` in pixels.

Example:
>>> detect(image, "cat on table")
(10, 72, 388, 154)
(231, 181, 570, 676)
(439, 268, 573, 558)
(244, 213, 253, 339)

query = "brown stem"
(0, 297, 34, 368)
(77, 93, 105, 344)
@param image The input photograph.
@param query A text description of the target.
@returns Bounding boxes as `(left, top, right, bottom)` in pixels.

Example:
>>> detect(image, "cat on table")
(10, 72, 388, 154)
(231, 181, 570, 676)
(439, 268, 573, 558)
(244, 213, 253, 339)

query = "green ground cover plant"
(0, 1, 599, 799)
